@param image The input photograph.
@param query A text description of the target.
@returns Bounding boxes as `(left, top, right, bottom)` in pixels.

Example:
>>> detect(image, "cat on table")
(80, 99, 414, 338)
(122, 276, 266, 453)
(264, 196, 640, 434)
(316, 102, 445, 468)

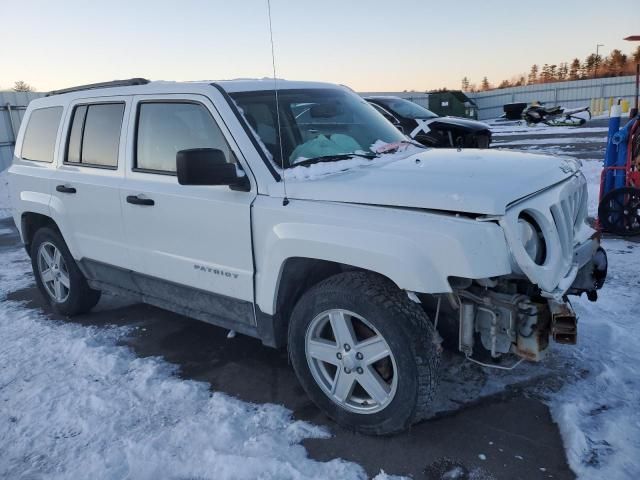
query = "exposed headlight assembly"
(517, 216, 545, 265)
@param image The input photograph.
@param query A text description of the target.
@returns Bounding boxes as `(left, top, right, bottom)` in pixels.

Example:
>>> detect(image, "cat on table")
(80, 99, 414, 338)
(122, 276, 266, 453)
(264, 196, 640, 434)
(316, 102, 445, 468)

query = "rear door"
(49, 97, 131, 268)
(120, 94, 256, 325)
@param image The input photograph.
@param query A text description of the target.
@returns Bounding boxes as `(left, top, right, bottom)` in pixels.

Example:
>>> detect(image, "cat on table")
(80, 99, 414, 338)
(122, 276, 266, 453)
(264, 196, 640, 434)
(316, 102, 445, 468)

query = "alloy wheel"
(37, 241, 70, 303)
(305, 309, 398, 414)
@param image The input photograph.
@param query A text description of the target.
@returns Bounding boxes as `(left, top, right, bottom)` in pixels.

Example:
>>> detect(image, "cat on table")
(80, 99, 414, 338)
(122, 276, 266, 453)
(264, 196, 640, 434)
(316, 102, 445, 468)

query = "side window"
(21, 107, 63, 163)
(66, 103, 124, 167)
(136, 102, 232, 173)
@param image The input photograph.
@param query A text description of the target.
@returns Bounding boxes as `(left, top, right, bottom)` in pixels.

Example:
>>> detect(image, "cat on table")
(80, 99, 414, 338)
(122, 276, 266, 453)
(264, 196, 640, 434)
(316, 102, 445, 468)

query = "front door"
(121, 94, 256, 325)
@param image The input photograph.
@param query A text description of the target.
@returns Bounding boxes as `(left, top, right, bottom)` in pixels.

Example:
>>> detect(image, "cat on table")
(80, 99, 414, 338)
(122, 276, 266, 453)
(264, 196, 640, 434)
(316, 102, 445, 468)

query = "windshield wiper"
(399, 139, 427, 148)
(291, 152, 378, 168)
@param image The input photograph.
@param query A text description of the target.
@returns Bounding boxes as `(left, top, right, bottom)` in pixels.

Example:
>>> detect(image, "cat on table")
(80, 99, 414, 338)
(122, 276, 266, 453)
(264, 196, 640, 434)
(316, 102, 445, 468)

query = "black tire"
(30, 227, 101, 315)
(476, 133, 491, 149)
(288, 271, 440, 435)
(598, 187, 640, 236)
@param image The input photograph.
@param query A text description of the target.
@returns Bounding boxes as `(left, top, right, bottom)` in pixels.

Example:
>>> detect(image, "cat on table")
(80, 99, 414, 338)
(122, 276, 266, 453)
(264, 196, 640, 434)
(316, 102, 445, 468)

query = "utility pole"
(594, 43, 604, 78)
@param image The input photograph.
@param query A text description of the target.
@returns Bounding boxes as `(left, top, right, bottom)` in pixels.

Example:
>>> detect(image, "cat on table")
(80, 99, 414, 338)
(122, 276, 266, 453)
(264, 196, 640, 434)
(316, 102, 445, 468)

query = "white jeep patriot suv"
(8, 78, 607, 435)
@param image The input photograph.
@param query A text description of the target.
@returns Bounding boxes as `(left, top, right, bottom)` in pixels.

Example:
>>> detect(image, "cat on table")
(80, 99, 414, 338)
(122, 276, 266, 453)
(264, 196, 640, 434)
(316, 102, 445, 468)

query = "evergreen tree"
(607, 49, 627, 76)
(480, 77, 490, 91)
(461, 77, 470, 91)
(582, 54, 597, 78)
(569, 58, 581, 80)
(557, 62, 568, 81)
(527, 64, 539, 84)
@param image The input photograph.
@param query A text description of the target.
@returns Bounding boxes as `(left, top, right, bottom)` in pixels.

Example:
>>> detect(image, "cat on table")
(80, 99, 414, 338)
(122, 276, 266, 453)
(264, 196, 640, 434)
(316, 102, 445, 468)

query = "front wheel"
(288, 272, 440, 435)
(31, 227, 101, 315)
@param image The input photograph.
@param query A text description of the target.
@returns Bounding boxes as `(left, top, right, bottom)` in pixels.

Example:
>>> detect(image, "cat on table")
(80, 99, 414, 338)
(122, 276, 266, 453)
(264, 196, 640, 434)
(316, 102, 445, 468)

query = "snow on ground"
(493, 136, 607, 147)
(0, 193, 391, 479)
(487, 118, 609, 137)
(491, 126, 609, 137)
(0, 265, 384, 480)
(487, 126, 640, 478)
(546, 239, 640, 479)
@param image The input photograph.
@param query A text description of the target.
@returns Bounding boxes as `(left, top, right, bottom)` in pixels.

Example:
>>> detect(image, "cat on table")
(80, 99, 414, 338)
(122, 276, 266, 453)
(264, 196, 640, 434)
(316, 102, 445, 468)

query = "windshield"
(230, 88, 407, 168)
(375, 98, 438, 120)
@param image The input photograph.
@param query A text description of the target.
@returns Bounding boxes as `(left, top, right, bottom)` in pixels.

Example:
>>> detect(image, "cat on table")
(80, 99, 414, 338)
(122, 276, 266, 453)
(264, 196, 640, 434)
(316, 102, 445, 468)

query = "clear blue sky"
(3, 0, 639, 92)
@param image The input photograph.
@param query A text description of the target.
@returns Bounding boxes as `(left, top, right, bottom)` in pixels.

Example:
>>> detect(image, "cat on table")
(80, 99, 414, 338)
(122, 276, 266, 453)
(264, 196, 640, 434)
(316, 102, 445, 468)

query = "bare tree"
(13, 80, 34, 92)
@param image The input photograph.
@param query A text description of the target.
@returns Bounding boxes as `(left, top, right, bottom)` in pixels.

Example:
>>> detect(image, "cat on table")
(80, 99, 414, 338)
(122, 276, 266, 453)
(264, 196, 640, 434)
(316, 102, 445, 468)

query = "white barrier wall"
(468, 75, 637, 120)
(361, 75, 637, 121)
(0, 91, 44, 171)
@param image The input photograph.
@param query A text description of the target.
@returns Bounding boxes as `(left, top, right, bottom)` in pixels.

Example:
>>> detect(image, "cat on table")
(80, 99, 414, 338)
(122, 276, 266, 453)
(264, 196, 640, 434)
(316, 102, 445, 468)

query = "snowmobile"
(522, 102, 591, 127)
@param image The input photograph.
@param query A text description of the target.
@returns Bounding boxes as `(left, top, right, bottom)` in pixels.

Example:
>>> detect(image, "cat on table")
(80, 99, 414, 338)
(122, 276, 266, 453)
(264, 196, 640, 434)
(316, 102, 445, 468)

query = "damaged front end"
(440, 171, 609, 365)
(449, 279, 579, 364)
(442, 245, 608, 366)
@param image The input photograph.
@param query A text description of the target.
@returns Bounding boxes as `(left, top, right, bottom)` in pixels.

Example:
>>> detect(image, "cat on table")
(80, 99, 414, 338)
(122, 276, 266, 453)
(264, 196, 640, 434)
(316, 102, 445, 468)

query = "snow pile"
(547, 239, 640, 479)
(0, 245, 375, 479)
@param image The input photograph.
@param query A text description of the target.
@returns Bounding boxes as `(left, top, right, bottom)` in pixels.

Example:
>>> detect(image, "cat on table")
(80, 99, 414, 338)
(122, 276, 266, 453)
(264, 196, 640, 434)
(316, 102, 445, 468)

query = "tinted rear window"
(79, 104, 124, 167)
(21, 107, 63, 162)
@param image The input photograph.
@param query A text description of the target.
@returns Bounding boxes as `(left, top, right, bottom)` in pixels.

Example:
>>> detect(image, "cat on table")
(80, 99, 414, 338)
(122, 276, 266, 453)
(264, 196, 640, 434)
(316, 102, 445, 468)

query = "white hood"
(280, 149, 581, 215)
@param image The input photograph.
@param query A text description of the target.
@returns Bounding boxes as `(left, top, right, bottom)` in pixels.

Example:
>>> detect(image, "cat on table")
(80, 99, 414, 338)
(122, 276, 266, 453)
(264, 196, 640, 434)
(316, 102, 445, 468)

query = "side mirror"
(176, 148, 249, 190)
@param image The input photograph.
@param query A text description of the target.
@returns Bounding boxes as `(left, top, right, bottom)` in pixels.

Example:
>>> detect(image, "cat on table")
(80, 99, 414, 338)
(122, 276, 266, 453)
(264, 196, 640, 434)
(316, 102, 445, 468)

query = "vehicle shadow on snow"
(6, 279, 575, 480)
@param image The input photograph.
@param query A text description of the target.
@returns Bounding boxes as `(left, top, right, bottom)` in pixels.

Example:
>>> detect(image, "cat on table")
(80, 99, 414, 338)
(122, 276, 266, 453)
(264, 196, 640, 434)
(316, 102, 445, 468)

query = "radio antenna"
(266, 0, 289, 206)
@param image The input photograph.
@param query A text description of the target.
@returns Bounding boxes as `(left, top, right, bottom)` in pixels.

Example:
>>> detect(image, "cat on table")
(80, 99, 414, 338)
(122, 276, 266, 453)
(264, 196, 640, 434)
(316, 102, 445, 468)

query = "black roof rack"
(46, 78, 150, 97)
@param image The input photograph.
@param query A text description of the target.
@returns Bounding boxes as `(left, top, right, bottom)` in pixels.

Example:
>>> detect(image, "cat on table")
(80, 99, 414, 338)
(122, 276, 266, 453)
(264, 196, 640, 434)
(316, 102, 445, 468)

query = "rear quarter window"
(21, 107, 63, 162)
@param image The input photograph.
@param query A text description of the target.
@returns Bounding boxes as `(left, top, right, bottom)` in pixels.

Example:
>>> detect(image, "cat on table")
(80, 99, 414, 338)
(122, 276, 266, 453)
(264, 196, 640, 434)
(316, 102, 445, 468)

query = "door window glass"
(136, 102, 232, 173)
(66, 103, 124, 167)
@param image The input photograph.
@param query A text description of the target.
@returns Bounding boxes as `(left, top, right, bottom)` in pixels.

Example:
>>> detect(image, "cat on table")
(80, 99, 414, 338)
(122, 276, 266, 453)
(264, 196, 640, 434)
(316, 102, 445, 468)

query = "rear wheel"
(31, 227, 101, 315)
(288, 271, 440, 435)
